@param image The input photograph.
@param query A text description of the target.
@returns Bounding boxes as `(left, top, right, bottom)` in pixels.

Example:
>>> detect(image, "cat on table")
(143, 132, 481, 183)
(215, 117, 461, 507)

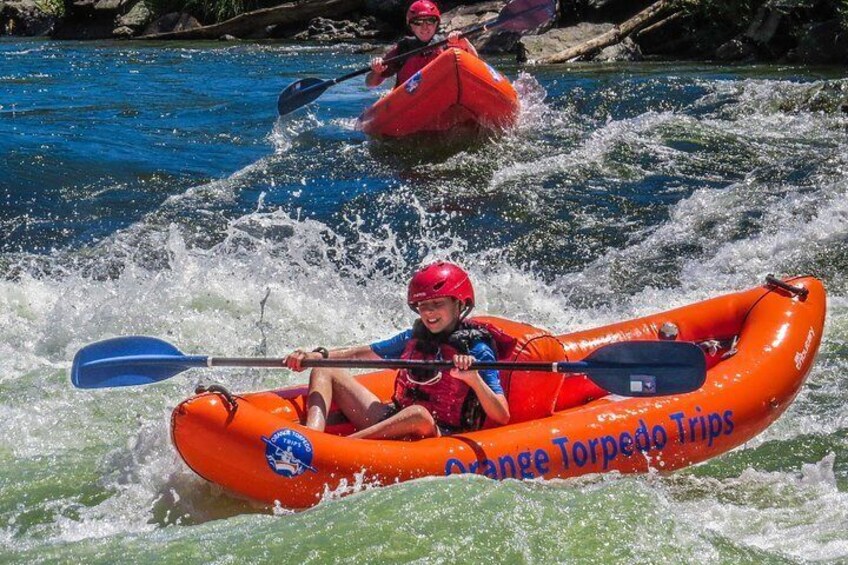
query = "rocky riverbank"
(1, 0, 846, 65)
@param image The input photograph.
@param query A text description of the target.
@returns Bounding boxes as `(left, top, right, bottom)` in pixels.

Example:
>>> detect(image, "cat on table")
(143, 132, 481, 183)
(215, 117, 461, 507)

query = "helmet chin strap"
(459, 301, 473, 321)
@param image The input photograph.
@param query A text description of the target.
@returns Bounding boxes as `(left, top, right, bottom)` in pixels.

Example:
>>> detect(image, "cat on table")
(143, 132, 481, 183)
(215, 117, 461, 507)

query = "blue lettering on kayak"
(669, 408, 734, 447)
(444, 409, 736, 477)
(499, 454, 516, 477)
(619, 431, 634, 456)
(445, 448, 552, 480)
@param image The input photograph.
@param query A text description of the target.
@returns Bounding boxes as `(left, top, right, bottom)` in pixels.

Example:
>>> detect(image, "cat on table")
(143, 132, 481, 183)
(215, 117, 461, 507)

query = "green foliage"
(145, 0, 274, 24)
(146, 0, 188, 19)
(673, 0, 848, 31)
(838, 0, 848, 30)
(670, 0, 762, 31)
(184, 0, 245, 22)
(35, 0, 64, 17)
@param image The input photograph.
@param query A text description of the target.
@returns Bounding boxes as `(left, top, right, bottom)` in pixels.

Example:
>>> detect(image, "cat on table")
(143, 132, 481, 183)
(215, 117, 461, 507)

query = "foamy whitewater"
(1, 41, 847, 562)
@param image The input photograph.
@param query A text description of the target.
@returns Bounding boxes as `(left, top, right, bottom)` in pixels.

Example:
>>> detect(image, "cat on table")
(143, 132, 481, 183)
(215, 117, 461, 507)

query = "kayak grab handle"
(195, 383, 239, 413)
(766, 274, 809, 299)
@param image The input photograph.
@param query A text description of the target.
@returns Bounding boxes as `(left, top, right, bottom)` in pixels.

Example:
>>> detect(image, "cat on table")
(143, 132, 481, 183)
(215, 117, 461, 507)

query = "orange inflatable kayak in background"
(171, 275, 826, 509)
(357, 49, 520, 138)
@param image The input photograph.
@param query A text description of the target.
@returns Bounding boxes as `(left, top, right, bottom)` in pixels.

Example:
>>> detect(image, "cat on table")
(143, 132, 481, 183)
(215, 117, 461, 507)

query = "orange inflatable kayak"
(357, 49, 519, 138)
(172, 275, 825, 509)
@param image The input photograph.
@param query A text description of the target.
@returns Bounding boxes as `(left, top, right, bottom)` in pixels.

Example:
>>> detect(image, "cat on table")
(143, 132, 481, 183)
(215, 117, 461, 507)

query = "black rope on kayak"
(765, 274, 809, 299)
(195, 383, 239, 413)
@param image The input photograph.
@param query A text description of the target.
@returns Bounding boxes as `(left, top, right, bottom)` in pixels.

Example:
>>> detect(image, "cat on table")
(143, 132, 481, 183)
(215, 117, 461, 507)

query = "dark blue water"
(2, 38, 848, 562)
(5, 40, 841, 265)
(2, 41, 283, 251)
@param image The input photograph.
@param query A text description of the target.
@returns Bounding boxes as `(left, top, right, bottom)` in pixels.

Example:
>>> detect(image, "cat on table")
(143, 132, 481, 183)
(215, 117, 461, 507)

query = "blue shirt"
(370, 329, 504, 395)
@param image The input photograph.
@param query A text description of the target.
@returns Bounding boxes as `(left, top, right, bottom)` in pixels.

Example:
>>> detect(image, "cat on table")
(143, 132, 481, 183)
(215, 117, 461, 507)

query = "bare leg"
(305, 367, 393, 431)
(349, 405, 440, 440)
(305, 367, 334, 431)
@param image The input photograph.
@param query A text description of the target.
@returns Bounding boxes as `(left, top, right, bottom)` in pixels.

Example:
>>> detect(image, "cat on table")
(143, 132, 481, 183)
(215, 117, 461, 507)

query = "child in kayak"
(365, 0, 479, 89)
(285, 262, 510, 439)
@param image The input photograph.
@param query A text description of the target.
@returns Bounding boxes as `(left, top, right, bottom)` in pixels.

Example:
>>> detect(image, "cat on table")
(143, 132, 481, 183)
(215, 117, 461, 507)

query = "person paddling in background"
(365, 0, 479, 89)
(285, 262, 509, 439)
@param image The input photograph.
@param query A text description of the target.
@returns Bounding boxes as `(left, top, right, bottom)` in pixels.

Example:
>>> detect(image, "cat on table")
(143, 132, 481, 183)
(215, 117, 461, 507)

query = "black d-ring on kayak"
(195, 384, 238, 413)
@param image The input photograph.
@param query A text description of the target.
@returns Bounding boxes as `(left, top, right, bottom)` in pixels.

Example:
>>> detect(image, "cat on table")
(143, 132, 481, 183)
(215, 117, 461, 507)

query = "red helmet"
(407, 261, 474, 314)
(406, 0, 441, 24)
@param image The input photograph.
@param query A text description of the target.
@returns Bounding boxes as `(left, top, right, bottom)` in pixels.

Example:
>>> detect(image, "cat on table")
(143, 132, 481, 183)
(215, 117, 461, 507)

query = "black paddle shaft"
(205, 341, 705, 397)
(206, 357, 569, 371)
(206, 357, 692, 373)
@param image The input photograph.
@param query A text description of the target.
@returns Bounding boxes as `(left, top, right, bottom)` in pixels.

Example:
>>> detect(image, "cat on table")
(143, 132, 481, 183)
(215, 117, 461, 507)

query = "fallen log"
(140, 0, 364, 40)
(532, 0, 671, 64)
(637, 9, 684, 38)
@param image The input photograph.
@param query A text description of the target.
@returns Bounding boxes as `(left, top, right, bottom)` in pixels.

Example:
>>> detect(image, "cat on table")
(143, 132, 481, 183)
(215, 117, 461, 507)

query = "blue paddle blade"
(582, 341, 706, 396)
(72, 336, 202, 389)
(277, 77, 332, 116)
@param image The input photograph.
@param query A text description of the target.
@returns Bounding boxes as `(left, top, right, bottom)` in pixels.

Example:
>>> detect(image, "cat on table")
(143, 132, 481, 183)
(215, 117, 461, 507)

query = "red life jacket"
(382, 36, 474, 88)
(381, 36, 446, 89)
(395, 48, 443, 87)
(392, 320, 516, 431)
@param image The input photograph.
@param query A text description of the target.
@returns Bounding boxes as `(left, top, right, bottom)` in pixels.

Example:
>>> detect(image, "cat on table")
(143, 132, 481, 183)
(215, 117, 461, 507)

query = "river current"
(2, 39, 848, 563)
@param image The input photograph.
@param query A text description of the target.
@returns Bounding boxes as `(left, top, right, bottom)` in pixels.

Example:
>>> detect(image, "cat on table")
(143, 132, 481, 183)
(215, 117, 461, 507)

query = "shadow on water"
(365, 128, 501, 169)
(150, 479, 272, 526)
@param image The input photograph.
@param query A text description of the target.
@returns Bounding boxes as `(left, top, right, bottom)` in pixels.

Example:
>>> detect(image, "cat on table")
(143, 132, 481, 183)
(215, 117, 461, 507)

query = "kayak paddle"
(276, 0, 557, 116)
(72, 336, 705, 397)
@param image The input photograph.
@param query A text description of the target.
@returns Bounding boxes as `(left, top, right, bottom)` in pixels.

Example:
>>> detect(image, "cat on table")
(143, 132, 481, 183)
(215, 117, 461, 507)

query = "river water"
(2, 39, 847, 563)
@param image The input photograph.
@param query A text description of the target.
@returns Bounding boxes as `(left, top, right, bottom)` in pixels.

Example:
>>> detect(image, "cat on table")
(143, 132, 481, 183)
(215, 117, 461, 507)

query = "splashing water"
(2, 41, 848, 562)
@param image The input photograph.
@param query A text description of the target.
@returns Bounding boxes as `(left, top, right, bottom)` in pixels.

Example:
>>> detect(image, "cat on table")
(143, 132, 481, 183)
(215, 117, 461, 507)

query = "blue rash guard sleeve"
(469, 341, 504, 396)
(370, 329, 414, 359)
(371, 331, 504, 396)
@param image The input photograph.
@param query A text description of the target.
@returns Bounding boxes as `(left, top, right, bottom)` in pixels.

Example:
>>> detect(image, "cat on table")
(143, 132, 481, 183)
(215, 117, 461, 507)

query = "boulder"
(594, 35, 641, 61)
(93, 0, 122, 11)
(293, 16, 353, 40)
(729, 3, 844, 62)
(52, 0, 128, 38)
(715, 37, 757, 62)
(441, 0, 512, 53)
(478, 29, 523, 53)
(143, 11, 200, 35)
(1, 0, 56, 35)
(712, 3, 841, 63)
(115, 0, 151, 29)
(743, 5, 796, 58)
(291, 15, 393, 41)
(744, 5, 783, 44)
(111, 24, 133, 35)
(440, 0, 505, 33)
(519, 22, 613, 61)
(787, 19, 848, 64)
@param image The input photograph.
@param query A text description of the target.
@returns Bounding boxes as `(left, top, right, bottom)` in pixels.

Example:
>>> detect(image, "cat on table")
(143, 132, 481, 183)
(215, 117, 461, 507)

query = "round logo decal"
(405, 71, 423, 94)
(262, 428, 316, 478)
